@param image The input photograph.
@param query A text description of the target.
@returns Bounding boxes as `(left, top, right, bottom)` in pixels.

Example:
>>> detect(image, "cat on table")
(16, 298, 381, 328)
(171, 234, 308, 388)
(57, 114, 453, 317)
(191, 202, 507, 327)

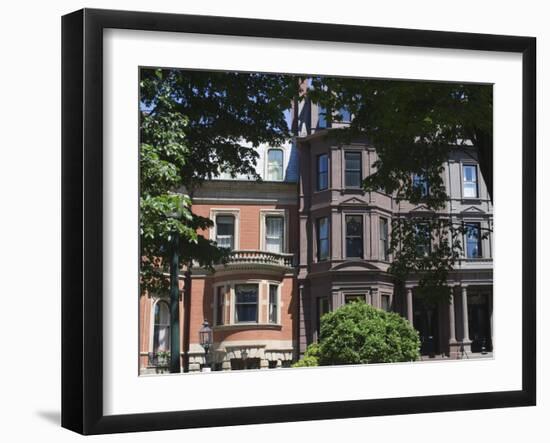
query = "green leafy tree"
(317, 301, 420, 365)
(140, 69, 299, 372)
(309, 78, 493, 303)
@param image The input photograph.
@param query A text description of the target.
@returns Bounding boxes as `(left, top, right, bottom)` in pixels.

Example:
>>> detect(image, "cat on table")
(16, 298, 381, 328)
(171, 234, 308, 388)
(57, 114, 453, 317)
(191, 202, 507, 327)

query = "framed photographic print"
(61, 8, 536, 435)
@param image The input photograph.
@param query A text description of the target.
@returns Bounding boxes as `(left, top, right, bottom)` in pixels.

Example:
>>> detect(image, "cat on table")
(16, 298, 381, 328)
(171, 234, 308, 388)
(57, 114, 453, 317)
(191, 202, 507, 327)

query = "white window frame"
(462, 163, 480, 199)
(148, 297, 171, 354)
(265, 147, 285, 182)
(210, 208, 240, 250)
(259, 209, 288, 253)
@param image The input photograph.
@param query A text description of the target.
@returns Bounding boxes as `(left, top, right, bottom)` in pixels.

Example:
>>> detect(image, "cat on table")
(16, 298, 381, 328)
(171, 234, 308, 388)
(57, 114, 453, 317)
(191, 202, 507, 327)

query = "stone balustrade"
(227, 250, 295, 268)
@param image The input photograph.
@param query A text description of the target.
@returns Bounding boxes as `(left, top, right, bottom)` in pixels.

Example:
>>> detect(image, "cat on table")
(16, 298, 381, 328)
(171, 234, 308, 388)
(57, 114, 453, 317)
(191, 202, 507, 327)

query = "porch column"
(448, 287, 459, 358)
(460, 285, 472, 355)
(406, 287, 414, 324)
(449, 290, 457, 343)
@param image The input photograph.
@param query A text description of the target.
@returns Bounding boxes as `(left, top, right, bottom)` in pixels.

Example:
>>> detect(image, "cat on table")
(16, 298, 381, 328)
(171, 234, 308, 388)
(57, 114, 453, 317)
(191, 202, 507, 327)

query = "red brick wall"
(193, 203, 299, 253)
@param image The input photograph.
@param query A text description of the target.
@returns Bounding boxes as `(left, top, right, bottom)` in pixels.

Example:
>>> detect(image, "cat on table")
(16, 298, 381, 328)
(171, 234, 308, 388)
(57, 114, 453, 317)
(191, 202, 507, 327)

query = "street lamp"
(199, 319, 213, 372)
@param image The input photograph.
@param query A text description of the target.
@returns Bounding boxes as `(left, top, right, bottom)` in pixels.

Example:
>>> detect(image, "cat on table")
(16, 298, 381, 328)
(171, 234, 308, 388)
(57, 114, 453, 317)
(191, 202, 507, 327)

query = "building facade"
(139, 101, 493, 374)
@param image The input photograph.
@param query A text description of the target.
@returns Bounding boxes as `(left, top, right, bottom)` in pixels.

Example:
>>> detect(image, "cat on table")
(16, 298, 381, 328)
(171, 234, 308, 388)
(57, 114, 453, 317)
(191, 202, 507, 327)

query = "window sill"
(213, 323, 283, 331)
(341, 188, 364, 194)
(461, 197, 482, 204)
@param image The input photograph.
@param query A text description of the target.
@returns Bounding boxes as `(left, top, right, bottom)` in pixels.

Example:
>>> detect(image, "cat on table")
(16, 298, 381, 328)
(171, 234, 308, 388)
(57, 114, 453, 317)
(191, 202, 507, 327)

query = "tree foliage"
(139, 69, 300, 292)
(316, 301, 420, 365)
(309, 78, 493, 302)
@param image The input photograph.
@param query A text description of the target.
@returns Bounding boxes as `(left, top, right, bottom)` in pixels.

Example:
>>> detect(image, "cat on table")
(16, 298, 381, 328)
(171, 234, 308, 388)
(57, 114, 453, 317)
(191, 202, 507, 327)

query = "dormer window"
(267, 148, 284, 181)
(463, 165, 479, 198)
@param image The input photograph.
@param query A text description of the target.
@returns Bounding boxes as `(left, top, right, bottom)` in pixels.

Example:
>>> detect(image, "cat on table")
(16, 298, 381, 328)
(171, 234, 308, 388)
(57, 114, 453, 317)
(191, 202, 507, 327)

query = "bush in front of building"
(317, 301, 421, 365)
(292, 343, 320, 367)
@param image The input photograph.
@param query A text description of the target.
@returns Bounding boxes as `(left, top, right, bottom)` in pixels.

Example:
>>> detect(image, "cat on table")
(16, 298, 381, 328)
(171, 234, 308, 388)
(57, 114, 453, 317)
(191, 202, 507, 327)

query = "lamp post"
(199, 320, 213, 372)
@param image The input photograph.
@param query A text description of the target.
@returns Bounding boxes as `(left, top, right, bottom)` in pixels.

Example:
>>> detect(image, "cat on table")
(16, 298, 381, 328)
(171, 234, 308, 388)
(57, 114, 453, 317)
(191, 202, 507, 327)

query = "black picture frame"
(61, 8, 536, 435)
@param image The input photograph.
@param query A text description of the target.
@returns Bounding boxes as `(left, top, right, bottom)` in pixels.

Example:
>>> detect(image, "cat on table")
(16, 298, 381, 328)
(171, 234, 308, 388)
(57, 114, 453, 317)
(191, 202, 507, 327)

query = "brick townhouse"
(139, 97, 493, 374)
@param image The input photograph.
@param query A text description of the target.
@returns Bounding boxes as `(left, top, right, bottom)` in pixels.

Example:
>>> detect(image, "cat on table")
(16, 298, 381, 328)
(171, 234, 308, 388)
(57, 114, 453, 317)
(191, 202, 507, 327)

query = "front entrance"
(413, 296, 440, 356)
(468, 294, 492, 353)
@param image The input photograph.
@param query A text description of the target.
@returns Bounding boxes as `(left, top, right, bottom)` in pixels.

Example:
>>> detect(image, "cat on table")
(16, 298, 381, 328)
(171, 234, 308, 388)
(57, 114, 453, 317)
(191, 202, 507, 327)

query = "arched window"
(267, 149, 283, 181)
(153, 301, 170, 353)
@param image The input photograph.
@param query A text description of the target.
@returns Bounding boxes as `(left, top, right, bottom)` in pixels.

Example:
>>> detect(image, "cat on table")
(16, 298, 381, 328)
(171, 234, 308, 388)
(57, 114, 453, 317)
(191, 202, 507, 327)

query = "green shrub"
(292, 343, 320, 367)
(317, 301, 420, 365)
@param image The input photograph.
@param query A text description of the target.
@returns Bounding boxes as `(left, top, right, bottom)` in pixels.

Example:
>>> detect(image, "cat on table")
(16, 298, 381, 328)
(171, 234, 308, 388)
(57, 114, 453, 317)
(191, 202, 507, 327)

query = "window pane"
(346, 215, 363, 236)
(338, 107, 351, 122)
(465, 223, 482, 258)
(463, 166, 478, 198)
(235, 284, 258, 322)
(317, 154, 328, 190)
(317, 297, 330, 336)
(379, 218, 389, 260)
(265, 216, 284, 253)
(345, 152, 362, 188)
(317, 217, 329, 261)
(345, 152, 361, 170)
(267, 149, 283, 181)
(345, 295, 364, 304)
(381, 294, 391, 311)
(318, 106, 328, 128)
(346, 215, 363, 258)
(153, 302, 170, 353)
(464, 165, 477, 182)
(413, 173, 429, 197)
(269, 285, 278, 324)
(216, 215, 234, 249)
(216, 286, 224, 325)
(464, 183, 477, 198)
(415, 224, 431, 255)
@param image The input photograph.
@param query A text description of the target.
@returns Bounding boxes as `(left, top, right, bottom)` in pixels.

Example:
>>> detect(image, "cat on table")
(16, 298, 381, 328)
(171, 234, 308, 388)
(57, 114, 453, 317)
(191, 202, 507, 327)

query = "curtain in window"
(216, 215, 234, 249)
(153, 301, 170, 353)
(265, 216, 284, 253)
(267, 149, 283, 181)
